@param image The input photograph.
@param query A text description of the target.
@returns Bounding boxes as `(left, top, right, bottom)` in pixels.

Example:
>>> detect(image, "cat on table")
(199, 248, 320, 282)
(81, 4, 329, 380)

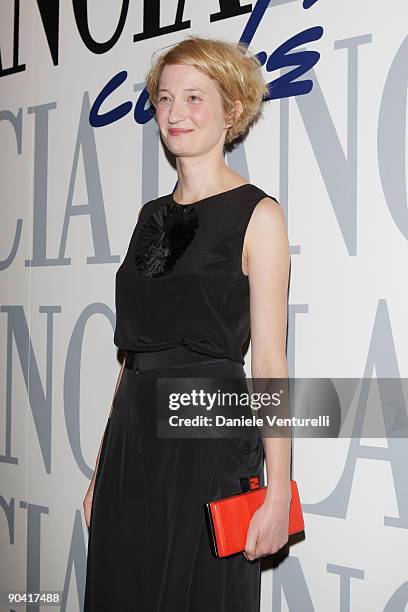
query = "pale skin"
(242, 198, 291, 560)
(84, 62, 292, 560)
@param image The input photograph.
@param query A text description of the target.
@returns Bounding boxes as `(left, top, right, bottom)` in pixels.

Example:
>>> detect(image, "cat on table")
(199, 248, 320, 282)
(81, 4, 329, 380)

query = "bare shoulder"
(251, 196, 282, 220)
(242, 197, 287, 273)
(246, 196, 285, 241)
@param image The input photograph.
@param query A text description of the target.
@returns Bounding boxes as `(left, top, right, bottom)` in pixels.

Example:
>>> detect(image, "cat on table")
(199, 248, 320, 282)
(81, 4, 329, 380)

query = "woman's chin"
(166, 142, 196, 156)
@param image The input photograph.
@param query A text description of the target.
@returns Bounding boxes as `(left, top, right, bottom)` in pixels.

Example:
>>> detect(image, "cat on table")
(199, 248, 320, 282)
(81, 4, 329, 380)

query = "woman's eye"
(158, 94, 201, 103)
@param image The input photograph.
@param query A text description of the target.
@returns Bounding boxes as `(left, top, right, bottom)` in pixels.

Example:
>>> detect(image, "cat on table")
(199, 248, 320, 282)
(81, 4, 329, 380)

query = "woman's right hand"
(83, 480, 95, 529)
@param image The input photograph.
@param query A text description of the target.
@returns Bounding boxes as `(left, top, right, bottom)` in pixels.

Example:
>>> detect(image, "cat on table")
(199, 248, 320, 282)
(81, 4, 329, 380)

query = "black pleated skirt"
(84, 346, 265, 612)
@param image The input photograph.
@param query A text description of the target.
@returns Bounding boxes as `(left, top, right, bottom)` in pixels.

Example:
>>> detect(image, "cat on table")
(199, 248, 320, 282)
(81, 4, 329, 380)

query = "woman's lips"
(168, 128, 193, 136)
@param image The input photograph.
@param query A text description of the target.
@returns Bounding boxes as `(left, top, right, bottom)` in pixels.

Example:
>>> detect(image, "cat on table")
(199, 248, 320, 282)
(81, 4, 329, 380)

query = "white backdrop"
(1, 1, 407, 610)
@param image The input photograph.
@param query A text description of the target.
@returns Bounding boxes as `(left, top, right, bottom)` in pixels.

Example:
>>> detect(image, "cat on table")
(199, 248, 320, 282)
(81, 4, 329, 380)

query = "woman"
(83, 35, 291, 611)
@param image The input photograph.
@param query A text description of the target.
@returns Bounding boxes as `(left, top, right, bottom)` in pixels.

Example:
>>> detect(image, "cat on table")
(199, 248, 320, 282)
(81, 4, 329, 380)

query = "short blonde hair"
(145, 35, 269, 148)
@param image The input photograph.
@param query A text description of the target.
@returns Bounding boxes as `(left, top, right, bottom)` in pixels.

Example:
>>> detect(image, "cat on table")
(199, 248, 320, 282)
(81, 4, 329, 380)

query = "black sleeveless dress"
(84, 183, 278, 612)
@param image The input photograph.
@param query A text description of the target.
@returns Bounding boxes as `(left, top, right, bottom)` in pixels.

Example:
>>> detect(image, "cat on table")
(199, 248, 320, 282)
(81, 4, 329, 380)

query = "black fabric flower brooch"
(133, 202, 199, 278)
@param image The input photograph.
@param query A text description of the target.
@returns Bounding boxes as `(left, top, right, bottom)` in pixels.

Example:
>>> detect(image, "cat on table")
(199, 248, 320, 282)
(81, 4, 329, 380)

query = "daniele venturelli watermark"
(155, 377, 408, 439)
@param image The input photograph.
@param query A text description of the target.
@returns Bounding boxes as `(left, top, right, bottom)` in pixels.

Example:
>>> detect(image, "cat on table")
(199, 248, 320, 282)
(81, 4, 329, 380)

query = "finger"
(245, 533, 258, 561)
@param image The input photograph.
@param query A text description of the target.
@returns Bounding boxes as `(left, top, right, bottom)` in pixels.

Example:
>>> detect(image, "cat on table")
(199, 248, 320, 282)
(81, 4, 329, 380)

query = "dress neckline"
(170, 183, 252, 207)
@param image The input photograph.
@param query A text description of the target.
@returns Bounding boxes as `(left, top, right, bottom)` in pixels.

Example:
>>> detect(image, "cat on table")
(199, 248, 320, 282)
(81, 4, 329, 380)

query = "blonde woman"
(84, 35, 291, 612)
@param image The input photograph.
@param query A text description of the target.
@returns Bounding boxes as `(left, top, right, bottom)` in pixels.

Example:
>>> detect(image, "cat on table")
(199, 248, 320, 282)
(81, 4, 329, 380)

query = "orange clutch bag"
(204, 479, 304, 558)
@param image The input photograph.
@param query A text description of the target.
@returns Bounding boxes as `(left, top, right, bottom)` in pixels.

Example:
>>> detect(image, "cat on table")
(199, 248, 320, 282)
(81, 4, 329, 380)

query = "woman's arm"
(243, 196, 292, 558)
(108, 355, 126, 418)
(83, 354, 126, 527)
(95, 355, 126, 472)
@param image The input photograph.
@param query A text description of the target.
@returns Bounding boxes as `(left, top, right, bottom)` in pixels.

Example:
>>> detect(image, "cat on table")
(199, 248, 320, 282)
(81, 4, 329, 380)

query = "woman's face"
(155, 63, 229, 157)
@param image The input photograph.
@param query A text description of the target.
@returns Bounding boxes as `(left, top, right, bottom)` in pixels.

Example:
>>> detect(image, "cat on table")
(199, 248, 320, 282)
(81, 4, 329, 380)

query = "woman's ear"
(224, 100, 243, 128)
(234, 99, 243, 120)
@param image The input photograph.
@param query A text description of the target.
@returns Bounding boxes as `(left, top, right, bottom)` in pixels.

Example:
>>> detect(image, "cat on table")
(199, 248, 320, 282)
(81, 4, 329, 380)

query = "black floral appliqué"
(133, 202, 199, 278)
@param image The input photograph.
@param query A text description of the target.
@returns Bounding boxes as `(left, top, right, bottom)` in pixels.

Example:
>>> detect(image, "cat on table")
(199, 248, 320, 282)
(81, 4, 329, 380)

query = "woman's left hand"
(243, 494, 291, 561)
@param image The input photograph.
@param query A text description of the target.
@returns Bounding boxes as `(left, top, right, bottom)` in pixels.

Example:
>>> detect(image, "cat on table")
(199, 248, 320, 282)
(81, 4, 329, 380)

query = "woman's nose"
(168, 100, 186, 123)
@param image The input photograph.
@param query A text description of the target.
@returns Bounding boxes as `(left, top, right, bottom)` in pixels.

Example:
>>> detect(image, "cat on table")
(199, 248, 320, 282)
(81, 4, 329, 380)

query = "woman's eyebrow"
(158, 87, 206, 93)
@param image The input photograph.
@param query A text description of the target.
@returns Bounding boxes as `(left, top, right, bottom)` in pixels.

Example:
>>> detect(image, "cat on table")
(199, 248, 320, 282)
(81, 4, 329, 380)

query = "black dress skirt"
(84, 346, 265, 612)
